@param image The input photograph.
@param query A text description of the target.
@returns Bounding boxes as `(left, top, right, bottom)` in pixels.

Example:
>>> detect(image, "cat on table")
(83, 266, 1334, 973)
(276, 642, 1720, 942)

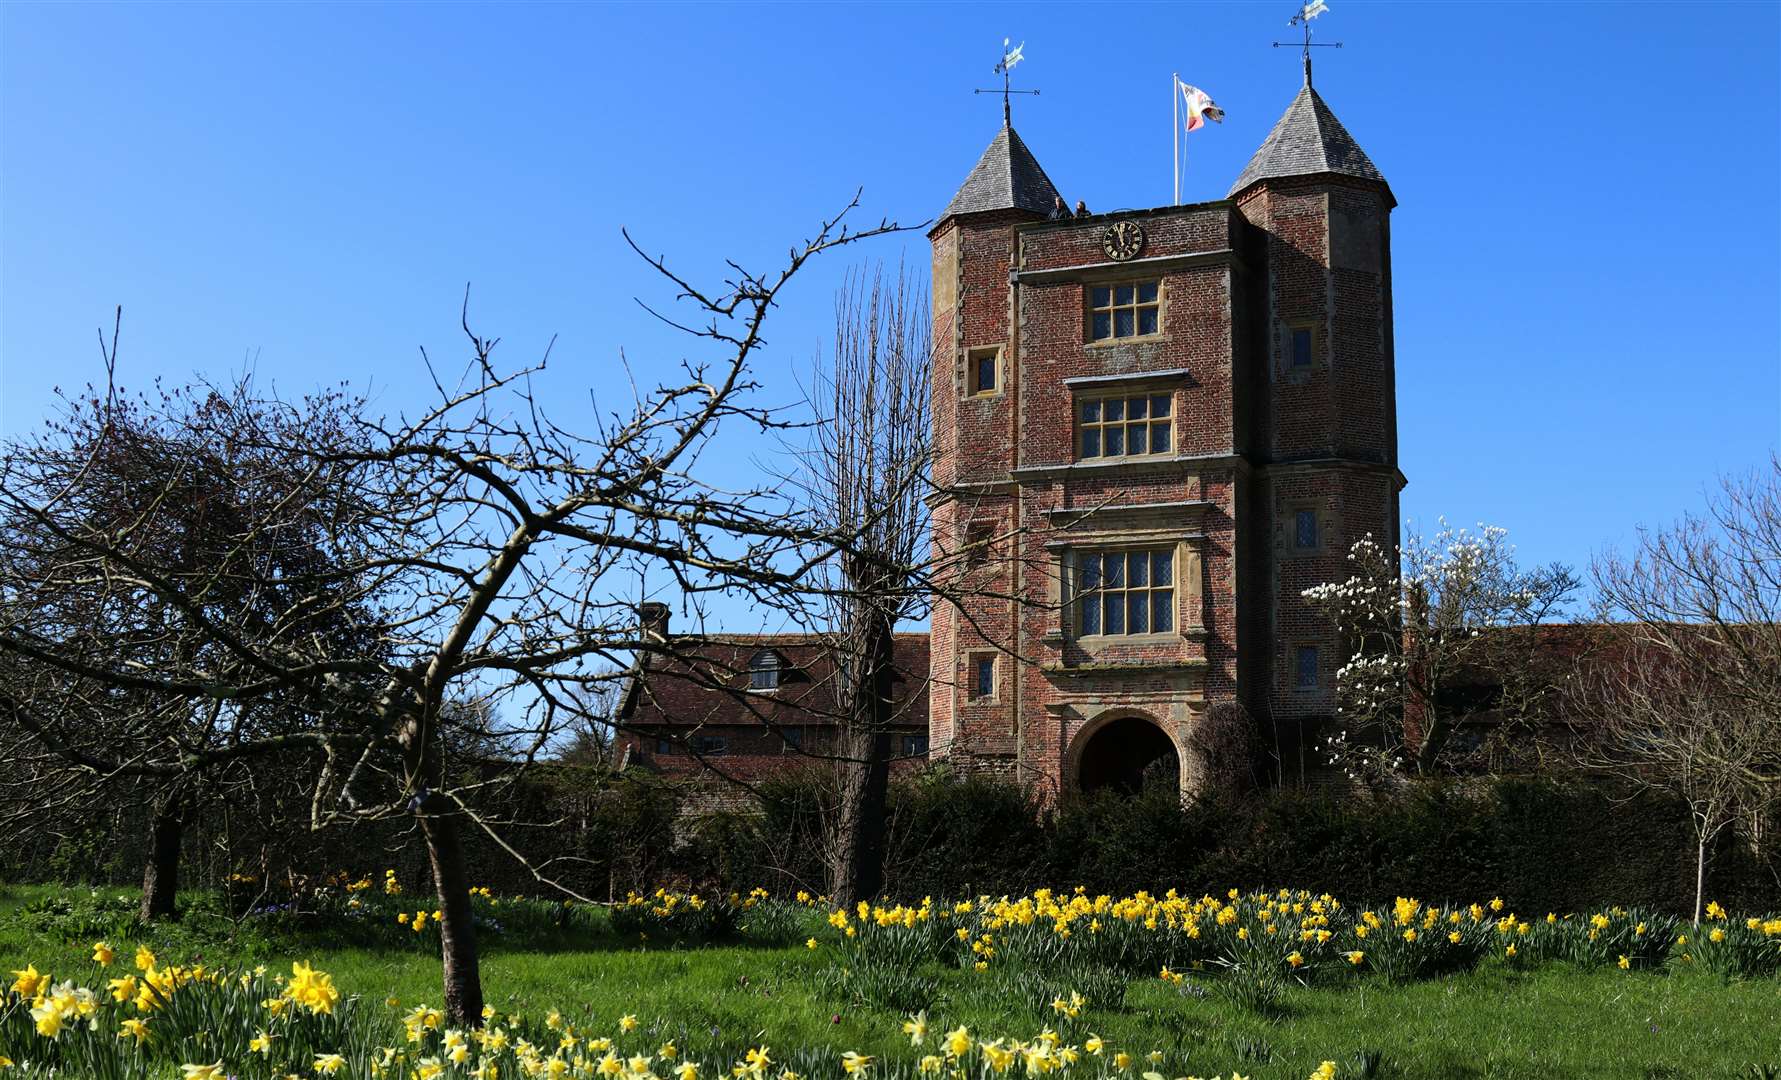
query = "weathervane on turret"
(1273, 1, 1341, 87)
(976, 37, 1039, 127)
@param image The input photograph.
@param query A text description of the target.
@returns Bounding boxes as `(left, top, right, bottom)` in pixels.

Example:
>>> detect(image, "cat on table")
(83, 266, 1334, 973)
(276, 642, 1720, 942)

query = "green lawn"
(3, 884, 1779, 1079)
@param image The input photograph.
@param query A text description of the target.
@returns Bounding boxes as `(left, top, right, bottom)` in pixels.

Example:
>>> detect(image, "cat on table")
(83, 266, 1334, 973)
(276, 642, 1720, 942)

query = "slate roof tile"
(940, 125, 1063, 221)
(1228, 84, 1387, 198)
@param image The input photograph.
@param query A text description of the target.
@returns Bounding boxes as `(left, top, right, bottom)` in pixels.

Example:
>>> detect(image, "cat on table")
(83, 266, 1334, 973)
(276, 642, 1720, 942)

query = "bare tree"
(1586, 457, 1781, 921)
(0, 201, 901, 1024)
(797, 262, 932, 905)
(1303, 521, 1579, 780)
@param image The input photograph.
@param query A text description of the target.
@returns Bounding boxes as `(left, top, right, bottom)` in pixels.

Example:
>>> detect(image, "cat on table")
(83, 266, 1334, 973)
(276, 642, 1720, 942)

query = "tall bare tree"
(0, 201, 900, 1024)
(1585, 457, 1781, 921)
(798, 262, 932, 905)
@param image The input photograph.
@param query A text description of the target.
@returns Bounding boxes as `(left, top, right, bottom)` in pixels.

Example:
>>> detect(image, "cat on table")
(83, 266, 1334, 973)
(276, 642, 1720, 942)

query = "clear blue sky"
(3, 2, 1777, 625)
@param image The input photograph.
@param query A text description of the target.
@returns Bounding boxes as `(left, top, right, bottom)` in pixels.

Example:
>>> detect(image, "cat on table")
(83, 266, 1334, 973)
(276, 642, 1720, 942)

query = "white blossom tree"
(1302, 521, 1579, 781)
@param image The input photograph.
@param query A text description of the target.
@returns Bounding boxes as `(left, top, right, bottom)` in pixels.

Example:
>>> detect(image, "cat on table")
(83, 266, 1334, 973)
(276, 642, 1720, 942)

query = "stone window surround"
(1292, 643, 1321, 691)
(1282, 318, 1322, 379)
(1285, 500, 1323, 555)
(964, 649, 1000, 704)
(960, 519, 998, 568)
(1041, 532, 1207, 649)
(964, 344, 1004, 399)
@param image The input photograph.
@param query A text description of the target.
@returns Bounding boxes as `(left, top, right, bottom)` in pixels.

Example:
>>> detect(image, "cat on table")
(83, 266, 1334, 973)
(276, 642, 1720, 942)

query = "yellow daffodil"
(902, 1011, 928, 1046)
(180, 1063, 225, 1080)
(118, 1017, 151, 1045)
(840, 1051, 873, 1076)
(92, 942, 115, 966)
(315, 1052, 348, 1074)
(620, 1014, 640, 1033)
(10, 965, 47, 999)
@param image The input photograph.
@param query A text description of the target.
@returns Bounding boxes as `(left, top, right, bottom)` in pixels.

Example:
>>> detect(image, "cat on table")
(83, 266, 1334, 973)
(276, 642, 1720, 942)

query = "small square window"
(1290, 327, 1314, 368)
(654, 737, 672, 755)
(694, 735, 729, 755)
(1088, 280, 1161, 341)
(781, 726, 803, 750)
(968, 347, 1000, 395)
(902, 733, 930, 757)
(971, 656, 995, 700)
(1295, 646, 1319, 689)
(1295, 509, 1319, 550)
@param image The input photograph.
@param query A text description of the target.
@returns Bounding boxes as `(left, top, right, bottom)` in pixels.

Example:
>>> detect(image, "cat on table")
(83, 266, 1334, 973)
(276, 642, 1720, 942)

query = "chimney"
(638, 602, 670, 644)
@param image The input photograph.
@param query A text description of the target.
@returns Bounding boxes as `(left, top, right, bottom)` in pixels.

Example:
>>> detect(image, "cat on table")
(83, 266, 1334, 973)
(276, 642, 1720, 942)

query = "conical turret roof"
(1227, 83, 1387, 199)
(939, 125, 1062, 222)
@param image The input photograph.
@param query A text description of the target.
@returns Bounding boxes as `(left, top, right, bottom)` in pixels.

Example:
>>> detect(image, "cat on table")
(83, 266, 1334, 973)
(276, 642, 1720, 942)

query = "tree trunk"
(140, 792, 184, 922)
(827, 616, 894, 906)
(398, 696, 486, 1028)
(420, 797, 484, 1027)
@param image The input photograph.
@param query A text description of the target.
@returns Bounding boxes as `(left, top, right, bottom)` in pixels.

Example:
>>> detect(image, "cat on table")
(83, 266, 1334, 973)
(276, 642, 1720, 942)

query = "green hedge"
(694, 770, 1775, 914)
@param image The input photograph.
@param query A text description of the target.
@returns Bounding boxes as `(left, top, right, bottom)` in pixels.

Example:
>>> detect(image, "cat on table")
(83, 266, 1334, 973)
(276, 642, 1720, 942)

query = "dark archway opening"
(1077, 716, 1179, 795)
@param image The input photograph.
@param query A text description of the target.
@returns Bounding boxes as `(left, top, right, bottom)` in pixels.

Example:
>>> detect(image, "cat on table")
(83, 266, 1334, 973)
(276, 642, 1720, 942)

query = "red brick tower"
(1227, 67, 1402, 783)
(928, 73, 1400, 799)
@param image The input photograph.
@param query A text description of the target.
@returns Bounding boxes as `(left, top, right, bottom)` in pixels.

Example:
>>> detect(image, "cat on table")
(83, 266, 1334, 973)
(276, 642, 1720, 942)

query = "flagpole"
(1172, 73, 1180, 205)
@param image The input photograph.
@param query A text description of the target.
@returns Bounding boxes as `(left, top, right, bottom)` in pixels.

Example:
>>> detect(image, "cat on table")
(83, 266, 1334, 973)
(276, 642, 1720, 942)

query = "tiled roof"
(619, 633, 930, 731)
(940, 125, 1062, 221)
(1227, 84, 1387, 198)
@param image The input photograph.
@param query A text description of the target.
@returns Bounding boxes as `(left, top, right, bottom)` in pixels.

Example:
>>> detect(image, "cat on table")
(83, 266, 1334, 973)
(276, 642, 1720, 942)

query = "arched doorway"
(1076, 715, 1180, 795)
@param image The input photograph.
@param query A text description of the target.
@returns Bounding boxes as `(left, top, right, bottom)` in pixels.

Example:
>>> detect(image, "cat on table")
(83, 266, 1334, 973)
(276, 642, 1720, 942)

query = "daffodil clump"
(608, 887, 818, 946)
(5, 964, 1287, 1080)
(820, 888, 1781, 985)
(2, 949, 371, 1080)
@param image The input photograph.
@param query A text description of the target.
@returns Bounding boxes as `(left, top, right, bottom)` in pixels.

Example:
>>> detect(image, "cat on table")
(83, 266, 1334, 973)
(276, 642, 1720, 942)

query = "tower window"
(1295, 646, 1320, 689)
(748, 650, 782, 691)
(963, 521, 996, 567)
(780, 726, 804, 750)
(1079, 394, 1172, 459)
(1088, 282, 1161, 341)
(1294, 509, 1319, 550)
(1290, 326, 1315, 368)
(902, 733, 930, 757)
(971, 655, 995, 700)
(1076, 549, 1175, 636)
(968, 346, 1001, 395)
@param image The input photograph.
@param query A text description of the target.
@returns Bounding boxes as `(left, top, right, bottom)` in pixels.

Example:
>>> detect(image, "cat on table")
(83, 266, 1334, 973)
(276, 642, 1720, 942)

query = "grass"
(3, 883, 1779, 1079)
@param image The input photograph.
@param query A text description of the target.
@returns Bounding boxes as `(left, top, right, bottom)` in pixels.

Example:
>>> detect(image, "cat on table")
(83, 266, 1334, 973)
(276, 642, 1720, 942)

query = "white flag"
(1179, 81, 1225, 132)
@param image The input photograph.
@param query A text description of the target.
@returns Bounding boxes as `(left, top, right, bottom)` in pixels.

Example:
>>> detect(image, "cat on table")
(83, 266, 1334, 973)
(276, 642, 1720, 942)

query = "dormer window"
(748, 650, 783, 691)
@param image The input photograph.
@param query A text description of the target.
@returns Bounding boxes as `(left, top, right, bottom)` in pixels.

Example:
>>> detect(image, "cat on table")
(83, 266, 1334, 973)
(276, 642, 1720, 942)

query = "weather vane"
(975, 37, 1038, 127)
(1273, 1, 1341, 86)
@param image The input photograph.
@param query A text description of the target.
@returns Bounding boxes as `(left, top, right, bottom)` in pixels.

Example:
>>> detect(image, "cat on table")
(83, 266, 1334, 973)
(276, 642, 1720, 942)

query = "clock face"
(1103, 220, 1145, 262)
